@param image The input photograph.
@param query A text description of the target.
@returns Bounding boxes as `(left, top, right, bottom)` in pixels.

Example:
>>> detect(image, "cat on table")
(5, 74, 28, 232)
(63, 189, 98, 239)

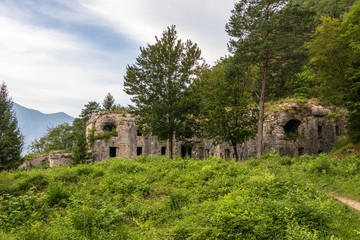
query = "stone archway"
(283, 119, 301, 139)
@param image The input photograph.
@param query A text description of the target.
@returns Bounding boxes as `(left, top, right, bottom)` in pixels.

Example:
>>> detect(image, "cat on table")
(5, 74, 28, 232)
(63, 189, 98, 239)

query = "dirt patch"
(327, 194, 360, 211)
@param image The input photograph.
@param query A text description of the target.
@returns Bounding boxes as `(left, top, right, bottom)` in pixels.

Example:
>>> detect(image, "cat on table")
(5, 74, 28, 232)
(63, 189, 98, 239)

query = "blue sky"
(1, 0, 236, 117)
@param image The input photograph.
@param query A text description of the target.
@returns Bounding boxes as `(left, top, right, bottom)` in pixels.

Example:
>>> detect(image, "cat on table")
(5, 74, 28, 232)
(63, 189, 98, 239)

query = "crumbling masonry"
(86, 101, 346, 162)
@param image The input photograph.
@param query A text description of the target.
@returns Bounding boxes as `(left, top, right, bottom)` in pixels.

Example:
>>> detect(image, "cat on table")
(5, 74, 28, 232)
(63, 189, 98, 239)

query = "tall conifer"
(0, 82, 24, 170)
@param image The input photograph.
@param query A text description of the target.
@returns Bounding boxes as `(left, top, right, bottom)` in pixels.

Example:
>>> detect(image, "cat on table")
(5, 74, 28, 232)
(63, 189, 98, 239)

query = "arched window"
(283, 119, 301, 139)
(102, 122, 116, 132)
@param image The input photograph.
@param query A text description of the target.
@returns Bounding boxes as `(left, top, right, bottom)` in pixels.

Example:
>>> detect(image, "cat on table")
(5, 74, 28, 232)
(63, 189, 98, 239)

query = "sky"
(1, 0, 236, 117)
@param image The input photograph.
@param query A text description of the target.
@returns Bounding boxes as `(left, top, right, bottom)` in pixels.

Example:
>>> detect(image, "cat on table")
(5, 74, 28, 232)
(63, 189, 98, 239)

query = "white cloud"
(78, 0, 235, 64)
(0, 14, 130, 117)
(0, 0, 237, 117)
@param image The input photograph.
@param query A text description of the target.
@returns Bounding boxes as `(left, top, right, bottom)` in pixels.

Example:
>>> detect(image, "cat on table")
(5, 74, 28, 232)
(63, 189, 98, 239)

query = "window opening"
(103, 122, 116, 132)
(137, 130, 142, 137)
(161, 146, 166, 155)
(109, 147, 117, 157)
(283, 119, 301, 139)
(225, 149, 230, 160)
(318, 125, 322, 139)
(298, 147, 304, 156)
(137, 147, 142, 156)
(335, 125, 340, 135)
(181, 145, 192, 158)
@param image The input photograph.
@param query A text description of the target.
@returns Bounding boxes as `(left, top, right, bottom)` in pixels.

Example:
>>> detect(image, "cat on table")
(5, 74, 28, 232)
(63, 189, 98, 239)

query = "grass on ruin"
(1, 153, 360, 239)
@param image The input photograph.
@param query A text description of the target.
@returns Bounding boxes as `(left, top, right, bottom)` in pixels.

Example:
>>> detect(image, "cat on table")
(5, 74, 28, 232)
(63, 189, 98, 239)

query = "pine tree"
(226, 0, 315, 157)
(80, 101, 101, 120)
(102, 93, 115, 111)
(124, 25, 202, 158)
(0, 82, 24, 170)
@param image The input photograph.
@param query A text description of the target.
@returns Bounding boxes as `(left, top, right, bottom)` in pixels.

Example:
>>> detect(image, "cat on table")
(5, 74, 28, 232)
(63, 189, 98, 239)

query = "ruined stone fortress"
(86, 100, 346, 162)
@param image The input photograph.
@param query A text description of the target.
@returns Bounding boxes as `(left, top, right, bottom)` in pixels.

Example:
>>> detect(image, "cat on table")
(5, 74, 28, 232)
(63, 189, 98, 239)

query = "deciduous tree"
(198, 59, 258, 160)
(29, 123, 73, 154)
(124, 25, 203, 158)
(309, 2, 360, 142)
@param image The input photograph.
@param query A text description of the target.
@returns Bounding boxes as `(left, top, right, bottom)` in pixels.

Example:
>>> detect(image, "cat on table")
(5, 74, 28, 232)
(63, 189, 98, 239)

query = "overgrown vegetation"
(1, 154, 360, 239)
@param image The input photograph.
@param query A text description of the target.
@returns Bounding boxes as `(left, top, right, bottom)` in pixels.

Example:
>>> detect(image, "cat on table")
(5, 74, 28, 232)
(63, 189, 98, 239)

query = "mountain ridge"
(13, 103, 74, 154)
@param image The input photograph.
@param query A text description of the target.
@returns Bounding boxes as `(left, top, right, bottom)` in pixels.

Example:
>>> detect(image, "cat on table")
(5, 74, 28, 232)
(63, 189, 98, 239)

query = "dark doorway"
(298, 147, 304, 156)
(283, 119, 301, 139)
(318, 125, 322, 139)
(161, 146, 166, 155)
(109, 147, 117, 157)
(181, 145, 192, 158)
(137, 130, 142, 136)
(137, 147, 142, 156)
(225, 149, 230, 160)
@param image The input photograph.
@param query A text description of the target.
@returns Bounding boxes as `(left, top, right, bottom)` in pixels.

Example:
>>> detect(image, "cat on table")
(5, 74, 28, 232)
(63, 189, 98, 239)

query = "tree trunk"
(257, 54, 268, 158)
(168, 131, 173, 159)
(232, 142, 239, 161)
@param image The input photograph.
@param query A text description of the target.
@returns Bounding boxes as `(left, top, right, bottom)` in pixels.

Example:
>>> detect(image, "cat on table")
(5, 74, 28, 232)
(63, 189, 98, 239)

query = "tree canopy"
(308, 2, 360, 142)
(124, 25, 203, 158)
(198, 58, 258, 160)
(226, 0, 315, 157)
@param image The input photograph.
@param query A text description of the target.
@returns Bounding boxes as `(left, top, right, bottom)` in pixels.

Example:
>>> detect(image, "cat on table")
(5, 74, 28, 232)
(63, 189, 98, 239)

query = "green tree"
(71, 118, 89, 165)
(293, 0, 356, 19)
(198, 59, 258, 160)
(308, 2, 360, 142)
(0, 82, 24, 170)
(124, 25, 202, 158)
(29, 123, 73, 154)
(80, 101, 101, 120)
(226, 0, 315, 157)
(102, 93, 115, 111)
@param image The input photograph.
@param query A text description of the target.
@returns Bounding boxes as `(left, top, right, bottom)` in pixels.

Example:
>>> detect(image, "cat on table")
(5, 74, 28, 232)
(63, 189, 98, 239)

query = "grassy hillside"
(1, 154, 360, 239)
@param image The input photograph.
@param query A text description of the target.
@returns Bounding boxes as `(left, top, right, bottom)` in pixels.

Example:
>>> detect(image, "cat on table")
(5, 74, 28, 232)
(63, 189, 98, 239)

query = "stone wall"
(48, 150, 72, 167)
(86, 101, 346, 162)
(18, 150, 73, 169)
(19, 155, 48, 169)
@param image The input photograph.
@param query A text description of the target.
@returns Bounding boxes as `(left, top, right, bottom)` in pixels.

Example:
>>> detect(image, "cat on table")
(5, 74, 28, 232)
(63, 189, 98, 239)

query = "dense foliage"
(198, 59, 258, 160)
(308, 2, 360, 142)
(226, 0, 316, 157)
(29, 123, 74, 154)
(1, 154, 360, 239)
(124, 25, 203, 158)
(0, 82, 24, 170)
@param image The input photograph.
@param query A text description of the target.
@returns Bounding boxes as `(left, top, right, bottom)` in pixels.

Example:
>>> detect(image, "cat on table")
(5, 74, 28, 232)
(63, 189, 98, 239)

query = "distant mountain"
(13, 103, 74, 154)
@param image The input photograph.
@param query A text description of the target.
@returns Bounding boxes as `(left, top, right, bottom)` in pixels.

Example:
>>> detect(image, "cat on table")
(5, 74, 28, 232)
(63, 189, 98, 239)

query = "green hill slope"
(1, 155, 360, 239)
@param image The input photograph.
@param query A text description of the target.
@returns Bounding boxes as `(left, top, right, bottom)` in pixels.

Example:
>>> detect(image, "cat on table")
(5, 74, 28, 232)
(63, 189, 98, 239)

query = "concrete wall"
(86, 102, 346, 162)
(49, 150, 72, 167)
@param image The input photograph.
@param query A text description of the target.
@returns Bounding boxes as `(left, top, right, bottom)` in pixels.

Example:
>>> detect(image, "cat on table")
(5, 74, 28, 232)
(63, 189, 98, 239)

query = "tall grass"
(1, 154, 360, 239)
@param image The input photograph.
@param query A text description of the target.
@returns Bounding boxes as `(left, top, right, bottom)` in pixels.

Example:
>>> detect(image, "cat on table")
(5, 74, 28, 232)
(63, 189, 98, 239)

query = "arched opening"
(283, 119, 301, 139)
(102, 122, 116, 132)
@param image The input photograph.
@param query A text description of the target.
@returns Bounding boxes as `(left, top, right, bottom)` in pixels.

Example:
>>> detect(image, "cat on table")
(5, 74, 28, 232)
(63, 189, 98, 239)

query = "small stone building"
(86, 101, 345, 162)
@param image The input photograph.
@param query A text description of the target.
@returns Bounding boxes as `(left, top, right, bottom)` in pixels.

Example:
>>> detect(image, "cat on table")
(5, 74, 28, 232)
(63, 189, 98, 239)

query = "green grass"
(1, 154, 360, 239)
